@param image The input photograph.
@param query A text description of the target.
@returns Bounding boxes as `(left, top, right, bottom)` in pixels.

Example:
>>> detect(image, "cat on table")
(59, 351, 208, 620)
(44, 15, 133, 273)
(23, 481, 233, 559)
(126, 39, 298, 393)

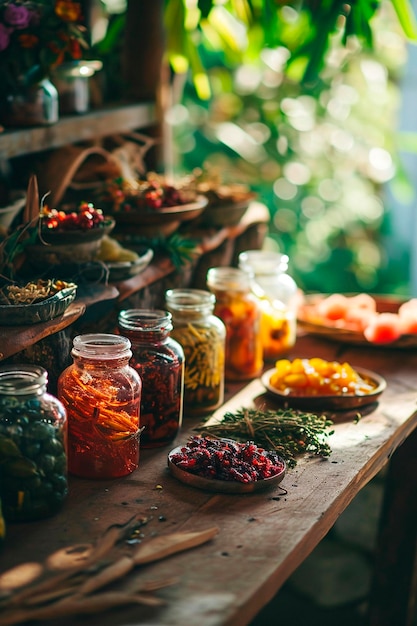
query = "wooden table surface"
(1, 333, 417, 626)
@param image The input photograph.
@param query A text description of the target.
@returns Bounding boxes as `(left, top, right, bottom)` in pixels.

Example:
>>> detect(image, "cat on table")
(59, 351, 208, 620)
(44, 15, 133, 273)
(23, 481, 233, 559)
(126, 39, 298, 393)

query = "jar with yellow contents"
(239, 250, 298, 361)
(206, 267, 263, 381)
(166, 288, 226, 414)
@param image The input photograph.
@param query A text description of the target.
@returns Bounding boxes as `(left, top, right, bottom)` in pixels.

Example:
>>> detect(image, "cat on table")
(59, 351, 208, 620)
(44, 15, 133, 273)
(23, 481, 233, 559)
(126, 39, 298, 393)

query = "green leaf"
(198, 0, 214, 19)
(390, 0, 417, 40)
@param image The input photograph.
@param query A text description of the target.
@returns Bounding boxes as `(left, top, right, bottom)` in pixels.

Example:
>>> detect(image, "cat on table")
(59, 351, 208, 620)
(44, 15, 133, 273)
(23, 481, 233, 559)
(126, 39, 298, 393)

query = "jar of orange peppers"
(206, 267, 263, 381)
(57, 334, 142, 479)
(238, 250, 298, 361)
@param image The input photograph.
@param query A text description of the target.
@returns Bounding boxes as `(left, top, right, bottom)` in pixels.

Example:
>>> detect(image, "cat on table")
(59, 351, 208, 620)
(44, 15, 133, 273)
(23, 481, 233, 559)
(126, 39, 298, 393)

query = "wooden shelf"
(0, 102, 157, 160)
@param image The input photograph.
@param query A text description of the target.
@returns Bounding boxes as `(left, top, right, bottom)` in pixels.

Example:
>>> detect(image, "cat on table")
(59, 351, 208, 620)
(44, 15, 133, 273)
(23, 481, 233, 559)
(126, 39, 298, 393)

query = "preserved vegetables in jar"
(239, 250, 298, 360)
(0, 365, 68, 522)
(58, 334, 141, 479)
(206, 267, 263, 381)
(166, 289, 225, 414)
(118, 309, 184, 448)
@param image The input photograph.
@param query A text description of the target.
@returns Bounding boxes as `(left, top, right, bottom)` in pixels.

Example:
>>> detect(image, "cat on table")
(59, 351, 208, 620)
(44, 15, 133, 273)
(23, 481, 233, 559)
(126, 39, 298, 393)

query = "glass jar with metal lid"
(58, 333, 142, 479)
(118, 309, 184, 448)
(206, 266, 263, 381)
(0, 364, 68, 522)
(166, 288, 226, 415)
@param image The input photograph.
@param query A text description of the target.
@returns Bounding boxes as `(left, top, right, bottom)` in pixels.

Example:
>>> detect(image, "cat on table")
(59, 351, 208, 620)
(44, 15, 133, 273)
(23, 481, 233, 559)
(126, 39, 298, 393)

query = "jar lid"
(0, 364, 47, 395)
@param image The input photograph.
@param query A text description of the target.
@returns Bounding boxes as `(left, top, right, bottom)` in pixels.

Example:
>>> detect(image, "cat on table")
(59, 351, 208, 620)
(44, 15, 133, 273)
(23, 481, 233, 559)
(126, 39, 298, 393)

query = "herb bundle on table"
(196, 408, 334, 468)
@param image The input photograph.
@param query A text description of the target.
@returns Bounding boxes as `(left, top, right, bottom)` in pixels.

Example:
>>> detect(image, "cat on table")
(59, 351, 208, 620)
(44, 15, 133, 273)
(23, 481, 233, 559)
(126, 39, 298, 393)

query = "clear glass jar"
(206, 266, 263, 381)
(239, 250, 298, 361)
(0, 365, 67, 522)
(166, 289, 226, 415)
(57, 334, 141, 479)
(118, 309, 184, 448)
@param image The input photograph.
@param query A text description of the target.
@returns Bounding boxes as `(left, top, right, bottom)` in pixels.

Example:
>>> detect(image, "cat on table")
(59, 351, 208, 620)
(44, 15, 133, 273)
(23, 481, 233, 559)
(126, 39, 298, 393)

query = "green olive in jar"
(0, 365, 68, 522)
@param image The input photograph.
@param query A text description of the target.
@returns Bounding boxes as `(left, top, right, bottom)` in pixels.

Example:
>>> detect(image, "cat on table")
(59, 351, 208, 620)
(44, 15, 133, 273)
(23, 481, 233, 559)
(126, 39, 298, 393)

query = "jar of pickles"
(0, 365, 68, 522)
(57, 334, 141, 479)
(166, 288, 226, 414)
(239, 250, 298, 361)
(118, 310, 184, 448)
(206, 266, 263, 381)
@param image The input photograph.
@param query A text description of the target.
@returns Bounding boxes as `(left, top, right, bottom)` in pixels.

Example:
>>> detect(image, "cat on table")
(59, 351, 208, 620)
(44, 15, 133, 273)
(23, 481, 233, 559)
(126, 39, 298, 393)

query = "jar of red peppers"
(57, 334, 141, 479)
(0, 365, 68, 522)
(118, 309, 184, 448)
(238, 250, 298, 360)
(166, 288, 226, 415)
(206, 266, 263, 381)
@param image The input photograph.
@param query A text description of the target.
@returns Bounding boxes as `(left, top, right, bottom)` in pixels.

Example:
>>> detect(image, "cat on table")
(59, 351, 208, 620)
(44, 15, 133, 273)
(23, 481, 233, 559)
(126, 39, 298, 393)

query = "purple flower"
(4, 3, 32, 29)
(0, 23, 11, 51)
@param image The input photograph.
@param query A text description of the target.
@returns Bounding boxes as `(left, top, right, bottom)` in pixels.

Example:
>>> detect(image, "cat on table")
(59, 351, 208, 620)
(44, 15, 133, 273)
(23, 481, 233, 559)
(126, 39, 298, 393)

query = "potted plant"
(0, 0, 88, 126)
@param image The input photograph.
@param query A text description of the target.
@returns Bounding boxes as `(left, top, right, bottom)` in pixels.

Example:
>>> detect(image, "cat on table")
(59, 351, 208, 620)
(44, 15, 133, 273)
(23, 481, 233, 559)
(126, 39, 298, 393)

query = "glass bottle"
(166, 288, 226, 415)
(206, 266, 263, 381)
(57, 334, 141, 479)
(118, 310, 184, 448)
(0, 365, 67, 522)
(239, 250, 298, 361)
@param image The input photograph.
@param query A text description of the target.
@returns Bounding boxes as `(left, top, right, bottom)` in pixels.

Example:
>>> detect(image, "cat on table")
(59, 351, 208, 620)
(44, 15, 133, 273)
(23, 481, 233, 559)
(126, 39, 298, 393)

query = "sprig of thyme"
(196, 408, 334, 468)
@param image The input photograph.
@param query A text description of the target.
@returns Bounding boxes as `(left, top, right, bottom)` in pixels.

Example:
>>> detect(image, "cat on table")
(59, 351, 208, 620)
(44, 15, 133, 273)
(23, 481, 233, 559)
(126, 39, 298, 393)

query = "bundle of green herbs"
(196, 408, 334, 469)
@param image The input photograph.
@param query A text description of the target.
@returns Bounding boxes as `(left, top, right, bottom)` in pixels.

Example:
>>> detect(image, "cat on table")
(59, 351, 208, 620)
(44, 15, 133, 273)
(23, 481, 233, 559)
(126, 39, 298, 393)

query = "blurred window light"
(301, 196, 325, 218)
(360, 59, 388, 88)
(283, 161, 311, 186)
(273, 177, 297, 200)
(165, 104, 189, 125)
(246, 122, 271, 144)
(367, 147, 394, 182)
(355, 240, 381, 266)
(260, 47, 290, 71)
(216, 122, 266, 162)
(235, 65, 262, 94)
(273, 208, 298, 232)
(276, 135, 289, 155)
(330, 129, 355, 153)
(327, 97, 352, 121)
(318, 179, 341, 202)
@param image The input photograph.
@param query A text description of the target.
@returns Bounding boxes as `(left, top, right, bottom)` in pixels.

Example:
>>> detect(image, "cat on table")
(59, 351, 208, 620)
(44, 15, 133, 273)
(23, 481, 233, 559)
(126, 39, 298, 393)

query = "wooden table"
(1, 333, 416, 626)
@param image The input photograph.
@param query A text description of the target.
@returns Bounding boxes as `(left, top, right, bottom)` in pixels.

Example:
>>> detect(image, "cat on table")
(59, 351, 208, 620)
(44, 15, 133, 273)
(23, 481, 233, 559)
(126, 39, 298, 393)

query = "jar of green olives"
(0, 365, 68, 522)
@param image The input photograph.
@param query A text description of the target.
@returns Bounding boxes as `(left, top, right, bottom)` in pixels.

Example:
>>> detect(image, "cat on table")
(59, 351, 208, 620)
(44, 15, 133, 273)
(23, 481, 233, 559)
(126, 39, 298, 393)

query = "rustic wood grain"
(1, 334, 416, 626)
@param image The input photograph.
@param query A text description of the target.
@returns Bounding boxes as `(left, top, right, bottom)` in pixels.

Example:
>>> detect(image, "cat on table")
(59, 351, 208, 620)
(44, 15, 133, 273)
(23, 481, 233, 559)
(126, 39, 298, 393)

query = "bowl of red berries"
(27, 203, 115, 266)
(168, 436, 286, 494)
(100, 175, 208, 237)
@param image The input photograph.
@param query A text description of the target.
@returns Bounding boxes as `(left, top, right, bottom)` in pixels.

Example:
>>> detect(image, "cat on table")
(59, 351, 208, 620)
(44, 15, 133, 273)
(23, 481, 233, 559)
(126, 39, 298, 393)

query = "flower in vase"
(0, 0, 88, 95)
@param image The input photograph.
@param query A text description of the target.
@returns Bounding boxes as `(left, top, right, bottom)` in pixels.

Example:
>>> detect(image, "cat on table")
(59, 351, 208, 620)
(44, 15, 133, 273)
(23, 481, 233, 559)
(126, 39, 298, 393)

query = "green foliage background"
(164, 0, 415, 295)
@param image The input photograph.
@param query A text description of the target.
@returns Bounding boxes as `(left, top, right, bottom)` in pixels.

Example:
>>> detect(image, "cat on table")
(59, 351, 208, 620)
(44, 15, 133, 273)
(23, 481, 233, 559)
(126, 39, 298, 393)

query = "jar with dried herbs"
(118, 310, 184, 448)
(57, 334, 141, 479)
(206, 267, 263, 381)
(0, 365, 67, 522)
(238, 250, 298, 360)
(166, 289, 226, 414)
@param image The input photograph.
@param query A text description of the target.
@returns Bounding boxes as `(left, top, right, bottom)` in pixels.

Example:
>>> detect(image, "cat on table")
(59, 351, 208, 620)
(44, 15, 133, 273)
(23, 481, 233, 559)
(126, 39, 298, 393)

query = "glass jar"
(166, 289, 226, 415)
(206, 267, 263, 381)
(239, 250, 298, 361)
(118, 310, 184, 448)
(57, 334, 141, 479)
(0, 365, 68, 522)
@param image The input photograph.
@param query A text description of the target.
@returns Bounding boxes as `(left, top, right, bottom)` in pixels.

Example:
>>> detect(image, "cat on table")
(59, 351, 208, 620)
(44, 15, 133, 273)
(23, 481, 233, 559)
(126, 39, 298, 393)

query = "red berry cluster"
(141, 181, 183, 210)
(170, 436, 285, 483)
(42, 203, 105, 231)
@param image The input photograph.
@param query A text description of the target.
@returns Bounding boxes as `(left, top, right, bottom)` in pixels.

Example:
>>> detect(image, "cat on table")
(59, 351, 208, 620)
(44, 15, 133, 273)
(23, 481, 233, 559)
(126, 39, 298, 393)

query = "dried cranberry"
(170, 436, 285, 483)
